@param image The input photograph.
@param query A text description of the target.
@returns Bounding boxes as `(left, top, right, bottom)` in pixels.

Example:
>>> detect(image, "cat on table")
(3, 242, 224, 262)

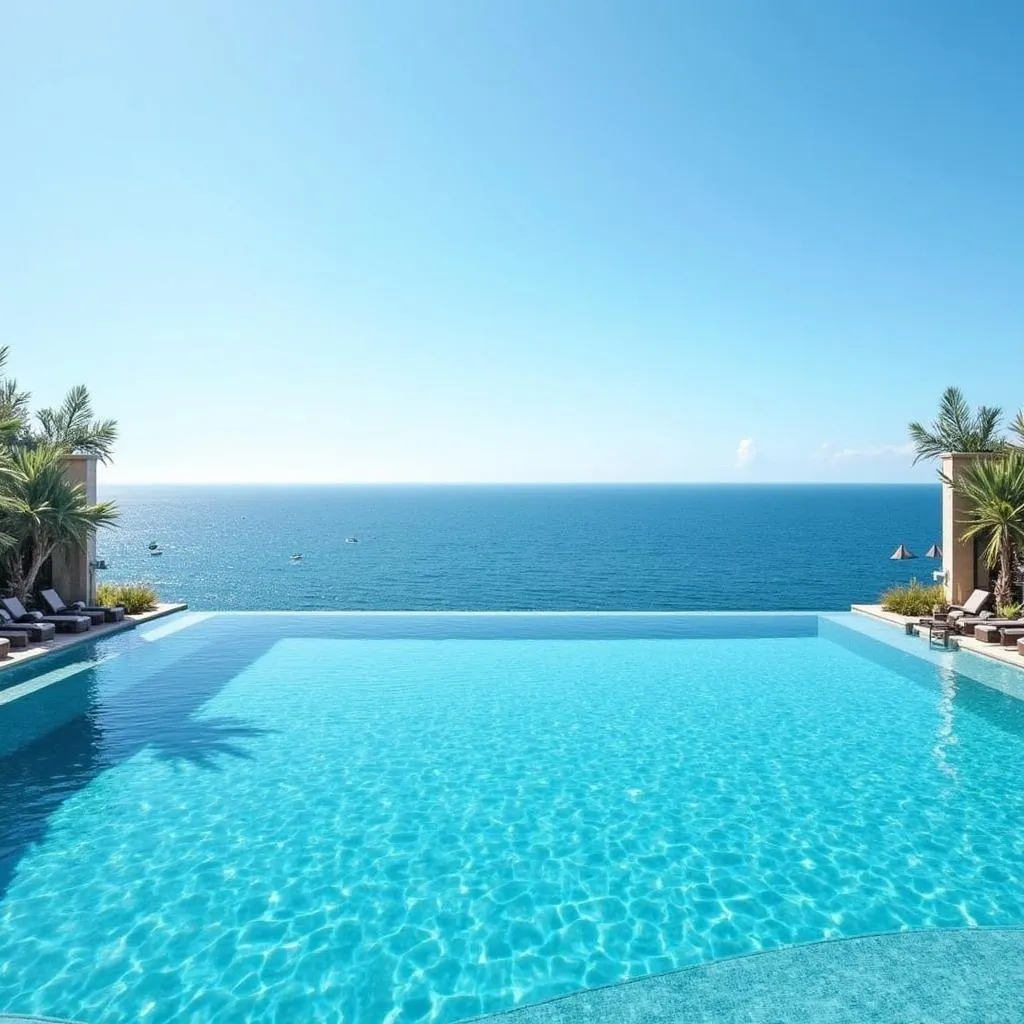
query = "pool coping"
(0, 603, 188, 675)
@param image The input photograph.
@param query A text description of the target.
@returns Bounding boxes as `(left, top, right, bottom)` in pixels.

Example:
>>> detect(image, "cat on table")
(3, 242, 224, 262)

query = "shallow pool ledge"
(852, 602, 1024, 675)
(474, 928, 1024, 1024)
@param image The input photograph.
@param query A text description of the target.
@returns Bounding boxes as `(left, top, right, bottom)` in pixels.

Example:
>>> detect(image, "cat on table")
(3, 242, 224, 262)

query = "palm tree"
(0, 445, 119, 601)
(908, 387, 1004, 464)
(1008, 409, 1024, 450)
(35, 384, 118, 463)
(0, 346, 31, 446)
(952, 451, 1024, 607)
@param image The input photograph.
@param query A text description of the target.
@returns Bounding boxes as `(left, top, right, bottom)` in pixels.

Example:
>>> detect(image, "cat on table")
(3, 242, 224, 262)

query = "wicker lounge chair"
(952, 589, 992, 617)
(918, 590, 991, 633)
(973, 623, 1023, 643)
(40, 588, 125, 624)
(0, 596, 90, 634)
(961, 617, 1021, 638)
(0, 608, 56, 642)
(0, 629, 29, 649)
(999, 627, 1024, 648)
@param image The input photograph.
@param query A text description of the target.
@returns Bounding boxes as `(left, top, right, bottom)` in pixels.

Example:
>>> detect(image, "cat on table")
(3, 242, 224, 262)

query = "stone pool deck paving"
(0, 603, 187, 674)
(475, 929, 1024, 1023)
(852, 603, 1024, 672)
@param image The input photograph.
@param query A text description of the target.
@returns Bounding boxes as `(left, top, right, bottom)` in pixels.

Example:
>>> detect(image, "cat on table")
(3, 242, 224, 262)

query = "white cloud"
(735, 438, 756, 468)
(822, 441, 914, 463)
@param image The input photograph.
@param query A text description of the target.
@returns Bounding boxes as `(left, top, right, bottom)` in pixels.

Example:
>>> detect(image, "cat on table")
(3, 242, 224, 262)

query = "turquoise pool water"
(2, 613, 1024, 1022)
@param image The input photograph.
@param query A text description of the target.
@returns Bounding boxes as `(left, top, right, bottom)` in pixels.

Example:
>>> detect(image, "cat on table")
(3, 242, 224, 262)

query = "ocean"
(95, 485, 941, 611)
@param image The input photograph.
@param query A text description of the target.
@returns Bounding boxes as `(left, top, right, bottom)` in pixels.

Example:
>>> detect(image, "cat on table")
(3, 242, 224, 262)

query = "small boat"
(290, 553, 303, 562)
(345, 537, 359, 544)
(147, 541, 159, 551)
(150, 549, 163, 557)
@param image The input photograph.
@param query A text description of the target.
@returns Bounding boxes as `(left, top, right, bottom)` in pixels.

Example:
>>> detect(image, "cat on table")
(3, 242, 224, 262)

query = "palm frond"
(954, 454, 1024, 582)
(909, 387, 1004, 463)
(909, 422, 942, 464)
(34, 385, 118, 463)
(1010, 410, 1024, 448)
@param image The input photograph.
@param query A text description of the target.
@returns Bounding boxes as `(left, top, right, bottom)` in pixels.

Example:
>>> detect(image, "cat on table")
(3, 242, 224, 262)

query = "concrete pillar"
(940, 452, 995, 605)
(51, 454, 99, 603)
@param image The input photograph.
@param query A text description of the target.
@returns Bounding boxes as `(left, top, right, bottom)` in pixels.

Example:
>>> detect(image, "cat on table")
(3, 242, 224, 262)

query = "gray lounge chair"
(0, 608, 56, 641)
(954, 612, 994, 635)
(0, 596, 90, 634)
(999, 627, 1024, 648)
(40, 588, 124, 624)
(917, 590, 991, 632)
(950, 589, 992, 619)
(974, 621, 1024, 643)
(957, 614, 1019, 636)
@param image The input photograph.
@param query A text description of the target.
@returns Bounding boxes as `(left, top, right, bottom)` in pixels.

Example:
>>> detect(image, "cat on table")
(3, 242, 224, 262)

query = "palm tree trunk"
(997, 532, 1014, 608)
(4, 552, 25, 603)
(18, 541, 54, 603)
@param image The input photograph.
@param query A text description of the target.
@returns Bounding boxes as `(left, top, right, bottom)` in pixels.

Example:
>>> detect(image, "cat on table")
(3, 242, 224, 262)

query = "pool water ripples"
(1, 614, 1024, 1022)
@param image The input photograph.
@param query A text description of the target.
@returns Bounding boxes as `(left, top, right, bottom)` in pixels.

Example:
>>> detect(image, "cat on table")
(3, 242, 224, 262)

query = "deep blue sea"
(95, 485, 940, 611)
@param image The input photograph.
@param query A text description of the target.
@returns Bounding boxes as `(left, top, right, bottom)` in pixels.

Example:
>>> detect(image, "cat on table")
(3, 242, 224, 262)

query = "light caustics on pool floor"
(3, 613, 1024, 1023)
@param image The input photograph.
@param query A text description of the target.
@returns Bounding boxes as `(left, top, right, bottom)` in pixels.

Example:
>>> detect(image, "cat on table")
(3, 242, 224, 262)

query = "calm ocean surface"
(95, 485, 941, 611)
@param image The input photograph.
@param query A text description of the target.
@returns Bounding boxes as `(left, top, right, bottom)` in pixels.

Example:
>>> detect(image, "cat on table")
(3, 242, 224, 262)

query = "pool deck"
(852, 603, 1024, 672)
(0, 603, 187, 674)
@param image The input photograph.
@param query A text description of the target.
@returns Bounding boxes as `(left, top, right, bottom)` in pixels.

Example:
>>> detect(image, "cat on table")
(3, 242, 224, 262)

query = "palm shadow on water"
(146, 715, 268, 769)
(0, 618, 284, 901)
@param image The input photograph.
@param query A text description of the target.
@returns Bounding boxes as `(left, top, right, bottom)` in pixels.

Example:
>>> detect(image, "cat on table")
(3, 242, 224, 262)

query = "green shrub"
(96, 581, 159, 615)
(997, 602, 1023, 620)
(880, 579, 947, 616)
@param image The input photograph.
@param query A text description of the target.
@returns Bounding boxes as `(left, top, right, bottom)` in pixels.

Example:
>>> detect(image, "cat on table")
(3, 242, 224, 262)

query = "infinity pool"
(3, 613, 1024, 1023)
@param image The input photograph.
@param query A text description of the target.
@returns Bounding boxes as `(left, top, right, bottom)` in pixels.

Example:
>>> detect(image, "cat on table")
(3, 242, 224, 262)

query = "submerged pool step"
(0, 1015, 87, 1024)
(473, 928, 1024, 1023)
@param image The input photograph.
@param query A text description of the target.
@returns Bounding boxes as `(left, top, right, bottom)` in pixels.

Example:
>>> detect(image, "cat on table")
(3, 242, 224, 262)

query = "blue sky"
(2, 1, 1022, 484)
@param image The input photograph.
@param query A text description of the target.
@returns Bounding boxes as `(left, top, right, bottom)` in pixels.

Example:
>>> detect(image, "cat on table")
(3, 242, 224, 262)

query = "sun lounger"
(918, 591, 991, 631)
(955, 614, 1006, 635)
(40, 588, 124, 624)
(999, 628, 1024, 648)
(958, 618, 1024, 634)
(0, 609, 56, 642)
(0, 630, 29, 649)
(952, 589, 992, 617)
(0, 596, 90, 633)
(974, 623, 1009, 643)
